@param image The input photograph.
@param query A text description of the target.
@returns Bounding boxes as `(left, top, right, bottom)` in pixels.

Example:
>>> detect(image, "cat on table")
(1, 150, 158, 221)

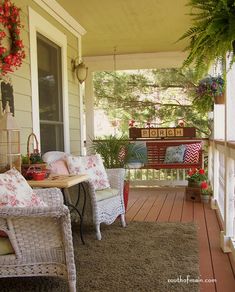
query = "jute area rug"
(0, 221, 199, 292)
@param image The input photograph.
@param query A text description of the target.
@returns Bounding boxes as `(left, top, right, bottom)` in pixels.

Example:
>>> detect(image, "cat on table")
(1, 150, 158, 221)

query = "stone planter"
(200, 195, 210, 203)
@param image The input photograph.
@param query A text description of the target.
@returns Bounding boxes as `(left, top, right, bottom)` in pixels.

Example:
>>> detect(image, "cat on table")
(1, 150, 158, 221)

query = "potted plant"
(90, 135, 147, 210)
(21, 133, 47, 179)
(178, 0, 235, 77)
(191, 75, 225, 113)
(21, 152, 47, 180)
(187, 168, 207, 188)
(200, 181, 213, 203)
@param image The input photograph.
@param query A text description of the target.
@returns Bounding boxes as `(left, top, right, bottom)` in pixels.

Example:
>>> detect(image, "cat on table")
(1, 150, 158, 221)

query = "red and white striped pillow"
(183, 143, 202, 164)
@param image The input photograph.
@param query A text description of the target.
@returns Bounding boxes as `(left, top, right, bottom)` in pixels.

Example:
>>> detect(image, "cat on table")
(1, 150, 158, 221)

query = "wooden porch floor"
(126, 187, 235, 292)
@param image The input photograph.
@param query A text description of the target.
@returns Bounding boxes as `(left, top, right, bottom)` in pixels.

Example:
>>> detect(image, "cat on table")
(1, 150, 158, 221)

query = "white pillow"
(66, 154, 110, 190)
(0, 168, 46, 207)
(42, 151, 67, 164)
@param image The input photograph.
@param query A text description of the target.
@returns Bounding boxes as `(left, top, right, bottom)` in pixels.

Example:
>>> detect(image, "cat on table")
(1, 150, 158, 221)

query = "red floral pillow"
(49, 160, 69, 175)
(0, 168, 47, 207)
(66, 154, 110, 190)
(183, 143, 202, 164)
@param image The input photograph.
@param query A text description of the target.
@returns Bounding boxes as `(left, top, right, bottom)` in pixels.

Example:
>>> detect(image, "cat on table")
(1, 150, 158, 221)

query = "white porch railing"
(127, 168, 188, 187)
(209, 140, 235, 253)
(218, 149, 225, 219)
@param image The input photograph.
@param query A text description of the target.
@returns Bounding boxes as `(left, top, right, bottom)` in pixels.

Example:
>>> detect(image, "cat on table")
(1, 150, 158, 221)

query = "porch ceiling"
(56, 0, 192, 57)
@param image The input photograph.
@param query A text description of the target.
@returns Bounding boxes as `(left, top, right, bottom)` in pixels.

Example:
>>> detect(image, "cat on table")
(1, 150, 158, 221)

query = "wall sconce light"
(71, 58, 88, 84)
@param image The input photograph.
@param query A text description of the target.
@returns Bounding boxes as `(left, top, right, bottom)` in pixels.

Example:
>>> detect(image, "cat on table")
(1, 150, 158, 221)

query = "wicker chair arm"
(0, 187, 67, 218)
(33, 187, 64, 206)
(0, 205, 69, 218)
(106, 168, 125, 190)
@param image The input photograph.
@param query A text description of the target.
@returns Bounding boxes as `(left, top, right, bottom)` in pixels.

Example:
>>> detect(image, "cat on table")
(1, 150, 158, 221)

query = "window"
(29, 8, 69, 155)
(37, 33, 64, 153)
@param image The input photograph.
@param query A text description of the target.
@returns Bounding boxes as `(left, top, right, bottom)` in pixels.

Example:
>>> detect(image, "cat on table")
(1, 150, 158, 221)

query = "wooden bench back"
(145, 140, 203, 170)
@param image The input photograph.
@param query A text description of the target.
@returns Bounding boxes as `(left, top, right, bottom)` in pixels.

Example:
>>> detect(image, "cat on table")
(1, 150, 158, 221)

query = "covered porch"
(0, 0, 234, 291)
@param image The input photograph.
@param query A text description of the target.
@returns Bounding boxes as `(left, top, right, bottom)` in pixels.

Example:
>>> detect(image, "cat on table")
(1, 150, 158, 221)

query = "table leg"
(80, 183, 87, 217)
(62, 186, 86, 245)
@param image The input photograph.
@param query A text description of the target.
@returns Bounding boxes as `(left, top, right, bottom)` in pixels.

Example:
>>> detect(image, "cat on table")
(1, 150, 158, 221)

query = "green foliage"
(21, 155, 29, 164)
(90, 135, 147, 169)
(29, 153, 44, 164)
(191, 75, 225, 113)
(187, 168, 207, 183)
(178, 0, 235, 77)
(93, 68, 211, 137)
(21, 153, 44, 165)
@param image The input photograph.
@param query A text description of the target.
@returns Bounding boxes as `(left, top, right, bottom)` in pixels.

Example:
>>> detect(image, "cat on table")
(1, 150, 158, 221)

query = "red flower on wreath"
(0, 0, 25, 76)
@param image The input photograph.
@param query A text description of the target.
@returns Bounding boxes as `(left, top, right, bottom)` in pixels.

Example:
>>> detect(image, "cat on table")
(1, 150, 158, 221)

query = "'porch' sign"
(129, 127, 196, 139)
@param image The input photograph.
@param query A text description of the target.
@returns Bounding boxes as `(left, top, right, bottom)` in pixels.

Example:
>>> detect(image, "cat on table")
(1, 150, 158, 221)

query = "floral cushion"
(66, 154, 110, 190)
(184, 143, 202, 163)
(95, 188, 119, 202)
(164, 145, 186, 163)
(49, 160, 69, 175)
(0, 168, 46, 207)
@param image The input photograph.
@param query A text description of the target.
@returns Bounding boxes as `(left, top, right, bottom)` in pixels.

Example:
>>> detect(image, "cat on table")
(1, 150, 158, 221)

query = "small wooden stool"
(185, 187, 201, 202)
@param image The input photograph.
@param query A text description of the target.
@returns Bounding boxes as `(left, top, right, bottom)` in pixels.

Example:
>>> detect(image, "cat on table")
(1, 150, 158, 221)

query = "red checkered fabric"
(183, 143, 202, 163)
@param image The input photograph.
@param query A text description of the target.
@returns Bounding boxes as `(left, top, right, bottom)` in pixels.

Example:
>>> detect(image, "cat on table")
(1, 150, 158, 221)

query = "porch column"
(84, 71, 94, 154)
(220, 56, 235, 252)
(211, 105, 225, 210)
(212, 145, 220, 208)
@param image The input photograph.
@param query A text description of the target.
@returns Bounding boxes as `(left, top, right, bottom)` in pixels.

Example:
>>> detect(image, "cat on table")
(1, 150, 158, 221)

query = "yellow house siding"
(6, 0, 81, 155)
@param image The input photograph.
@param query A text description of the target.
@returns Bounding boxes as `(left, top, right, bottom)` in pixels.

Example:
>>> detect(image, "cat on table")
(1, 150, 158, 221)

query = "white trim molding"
(230, 239, 235, 261)
(29, 7, 70, 152)
(33, 0, 86, 37)
(220, 231, 232, 253)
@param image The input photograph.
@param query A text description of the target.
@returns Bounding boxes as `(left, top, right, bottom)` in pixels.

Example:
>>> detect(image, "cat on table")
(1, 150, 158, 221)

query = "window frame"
(29, 7, 70, 152)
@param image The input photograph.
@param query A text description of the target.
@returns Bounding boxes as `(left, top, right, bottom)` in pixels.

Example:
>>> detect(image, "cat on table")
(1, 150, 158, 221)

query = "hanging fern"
(179, 0, 235, 77)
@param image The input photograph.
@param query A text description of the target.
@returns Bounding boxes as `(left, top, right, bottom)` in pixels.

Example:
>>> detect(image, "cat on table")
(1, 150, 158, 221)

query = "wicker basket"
(21, 133, 47, 179)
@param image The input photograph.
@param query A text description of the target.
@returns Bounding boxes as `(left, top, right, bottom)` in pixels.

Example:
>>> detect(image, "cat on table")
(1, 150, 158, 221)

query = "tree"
(93, 68, 210, 137)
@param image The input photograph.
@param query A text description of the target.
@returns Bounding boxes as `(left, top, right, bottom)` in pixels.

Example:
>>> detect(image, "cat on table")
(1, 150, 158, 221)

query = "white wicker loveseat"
(0, 188, 76, 292)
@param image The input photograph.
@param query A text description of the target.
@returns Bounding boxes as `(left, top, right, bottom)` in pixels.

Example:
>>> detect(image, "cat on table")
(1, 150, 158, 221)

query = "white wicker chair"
(87, 168, 126, 240)
(42, 151, 127, 240)
(0, 188, 76, 292)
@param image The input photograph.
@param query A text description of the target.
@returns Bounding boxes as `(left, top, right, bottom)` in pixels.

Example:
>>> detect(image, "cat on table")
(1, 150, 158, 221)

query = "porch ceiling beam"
(84, 51, 188, 72)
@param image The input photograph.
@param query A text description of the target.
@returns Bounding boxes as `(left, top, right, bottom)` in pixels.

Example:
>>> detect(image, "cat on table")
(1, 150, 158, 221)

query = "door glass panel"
(37, 33, 64, 153)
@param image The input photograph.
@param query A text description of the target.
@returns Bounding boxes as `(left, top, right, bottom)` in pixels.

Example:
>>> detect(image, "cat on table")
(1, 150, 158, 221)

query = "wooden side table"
(28, 174, 89, 244)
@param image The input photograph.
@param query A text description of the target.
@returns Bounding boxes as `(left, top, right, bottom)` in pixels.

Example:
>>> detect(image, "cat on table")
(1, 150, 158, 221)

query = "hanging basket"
(21, 133, 47, 179)
(214, 93, 225, 104)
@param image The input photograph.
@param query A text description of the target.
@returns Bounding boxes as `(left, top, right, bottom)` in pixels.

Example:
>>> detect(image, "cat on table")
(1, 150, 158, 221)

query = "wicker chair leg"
(120, 214, 126, 227)
(96, 224, 102, 240)
(69, 280, 76, 292)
